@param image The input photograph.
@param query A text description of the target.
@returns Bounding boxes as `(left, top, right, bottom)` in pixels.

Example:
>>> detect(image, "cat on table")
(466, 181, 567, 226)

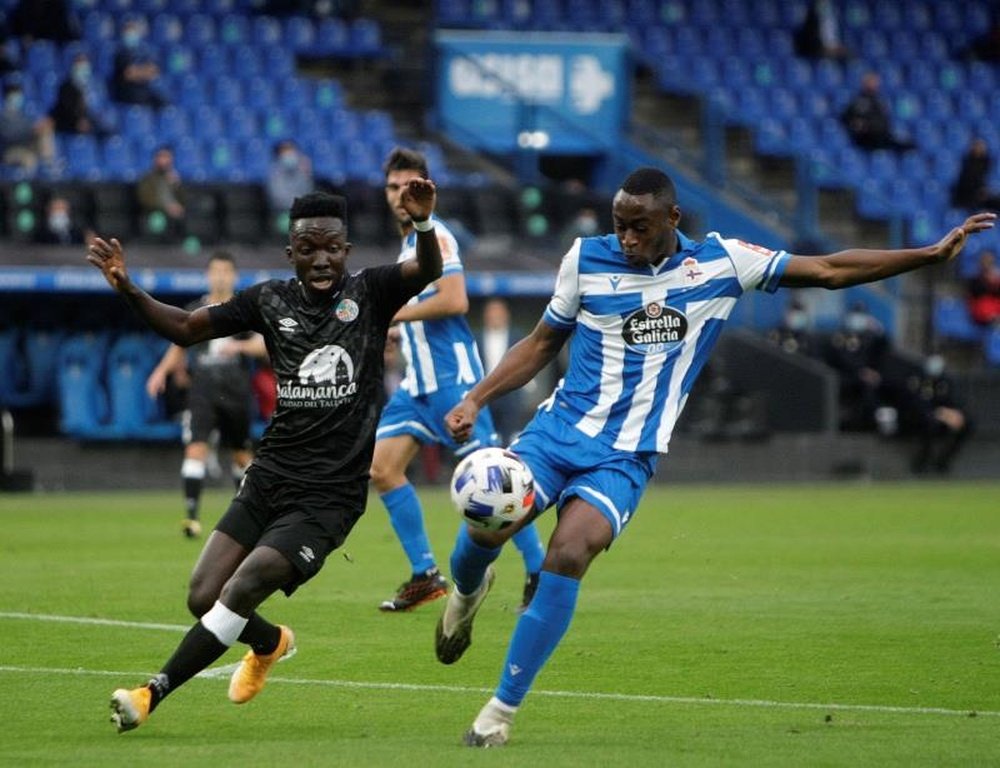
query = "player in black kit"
(86, 184, 442, 733)
(146, 251, 267, 538)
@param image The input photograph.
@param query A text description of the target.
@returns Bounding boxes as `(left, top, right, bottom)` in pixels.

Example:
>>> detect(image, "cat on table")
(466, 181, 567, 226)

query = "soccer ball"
(450, 447, 535, 531)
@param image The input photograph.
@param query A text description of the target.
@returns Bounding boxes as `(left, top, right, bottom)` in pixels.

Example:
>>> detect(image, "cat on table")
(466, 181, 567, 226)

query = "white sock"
(181, 458, 206, 479)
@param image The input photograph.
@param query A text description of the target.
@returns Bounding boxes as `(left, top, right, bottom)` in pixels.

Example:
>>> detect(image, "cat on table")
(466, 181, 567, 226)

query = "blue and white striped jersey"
(541, 231, 789, 454)
(396, 217, 484, 395)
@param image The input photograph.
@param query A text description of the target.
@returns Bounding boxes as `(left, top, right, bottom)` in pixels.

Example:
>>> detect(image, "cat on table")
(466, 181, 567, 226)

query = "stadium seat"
(102, 136, 140, 181)
(56, 333, 112, 439)
(151, 14, 184, 46)
(934, 296, 984, 343)
(106, 334, 179, 440)
(185, 14, 219, 47)
(251, 16, 283, 47)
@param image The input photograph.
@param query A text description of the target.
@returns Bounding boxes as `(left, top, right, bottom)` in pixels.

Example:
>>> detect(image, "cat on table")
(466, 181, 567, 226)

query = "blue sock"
(381, 484, 435, 575)
(511, 523, 545, 575)
(450, 525, 502, 595)
(496, 571, 580, 707)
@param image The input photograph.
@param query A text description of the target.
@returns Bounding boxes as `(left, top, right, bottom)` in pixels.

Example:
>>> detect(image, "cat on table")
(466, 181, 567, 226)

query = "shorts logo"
(335, 298, 359, 322)
(622, 303, 687, 355)
(299, 545, 315, 563)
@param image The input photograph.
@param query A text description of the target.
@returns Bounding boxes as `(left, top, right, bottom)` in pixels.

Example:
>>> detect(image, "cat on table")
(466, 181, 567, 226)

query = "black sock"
(238, 612, 282, 655)
(152, 621, 230, 710)
(183, 477, 203, 520)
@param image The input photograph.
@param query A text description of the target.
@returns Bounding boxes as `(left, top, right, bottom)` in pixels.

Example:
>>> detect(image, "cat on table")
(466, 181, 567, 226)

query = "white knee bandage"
(181, 458, 206, 480)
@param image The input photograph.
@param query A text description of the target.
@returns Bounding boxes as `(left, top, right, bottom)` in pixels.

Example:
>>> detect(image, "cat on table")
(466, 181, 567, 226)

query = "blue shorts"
(376, 385, 498, 458)
(510, 407, 657, 539)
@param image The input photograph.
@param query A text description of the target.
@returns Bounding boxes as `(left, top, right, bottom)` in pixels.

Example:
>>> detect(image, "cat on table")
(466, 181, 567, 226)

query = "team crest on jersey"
(622, 302, 687, 355)
(682, 256, 704, 282)
(335, 298, 359, 322)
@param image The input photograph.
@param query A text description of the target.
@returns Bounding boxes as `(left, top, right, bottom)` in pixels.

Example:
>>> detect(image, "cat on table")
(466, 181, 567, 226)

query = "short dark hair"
(620, 167, 676, 203)
(383, 146, 429, 179)
(289, 191, 348, 225)
(208, 250, 235, 267)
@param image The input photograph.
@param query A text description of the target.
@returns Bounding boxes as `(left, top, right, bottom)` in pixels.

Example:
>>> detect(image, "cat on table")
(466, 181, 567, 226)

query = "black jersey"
(185, 295, 254, 402)
(207, 264, 415, 484)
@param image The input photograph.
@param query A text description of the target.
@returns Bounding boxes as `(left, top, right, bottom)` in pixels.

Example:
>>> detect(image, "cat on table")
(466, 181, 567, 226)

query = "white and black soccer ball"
(450, 447, 535, 531)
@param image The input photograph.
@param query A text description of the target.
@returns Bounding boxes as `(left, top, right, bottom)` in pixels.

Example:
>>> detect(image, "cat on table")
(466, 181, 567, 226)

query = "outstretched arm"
(780, 213, 996, 289)
(392, 272, 469, 322)
(445, 320, 571, 443)
(86, 237, 215, 346)
(397, 178, 443, 289)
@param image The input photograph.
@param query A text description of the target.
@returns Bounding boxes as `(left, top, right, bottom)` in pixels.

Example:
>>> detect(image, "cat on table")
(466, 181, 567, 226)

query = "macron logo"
(608, 275, 622, 292)
(508, 664, 522, 676)
(278, 317, 299, 333)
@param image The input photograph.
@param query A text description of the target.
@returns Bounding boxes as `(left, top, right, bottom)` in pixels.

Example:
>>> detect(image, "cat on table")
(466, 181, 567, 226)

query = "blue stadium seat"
(107, 334, 179, 440)
(218, 13, 249, 44)
(102, 136, 140, 181)
(190, 105, 225, 141)
(986, 329, 1000, 366)
(83, 11, 116, 42)
(211, 75, 244, 109)
(240, 137, 270, 181)
(56, 333, 112, 439)
(350, 19, 383, 56)
(934, 296, 984, 344)
(185, 14, 219, 47)
(310, 139, 346, 183)
(243, 77, 277, 111)
(156, 105, 190, 142)
(312, 79, 344, 110)
(313, 17, 350, 55)
(205, 0, 237, 14)
(284, 16, 316, 51)
(362, 110, 395, 143)
(225, 106, 258, 142)
(206, 138, 241, 180)
(261, 111, 290, 142)
(198, 45, 228, 78)
(176, 73, 208, 109)
(161, 43, 194, 76)
(229, 44, 263, 77)
(65, 135, 102, 180)
(151, 13, 184, 45)
(329, 108, 360, 141)
(252, 16, 283, 47)
(172, 137, 207, 181)
(133, 0, 169, 11)
(263, 46, 295, 80)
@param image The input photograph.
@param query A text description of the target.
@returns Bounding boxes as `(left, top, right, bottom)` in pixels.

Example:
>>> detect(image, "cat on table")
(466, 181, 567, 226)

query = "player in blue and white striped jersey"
(436, 166, 995, 747)
(371, 147, 544, 613)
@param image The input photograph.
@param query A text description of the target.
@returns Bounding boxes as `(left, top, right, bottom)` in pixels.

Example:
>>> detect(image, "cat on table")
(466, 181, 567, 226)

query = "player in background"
(371, 147, 545, 613)
(146, 251, 268, 538)
(437, 166, 995, 747)
(87, 185, 442, 734)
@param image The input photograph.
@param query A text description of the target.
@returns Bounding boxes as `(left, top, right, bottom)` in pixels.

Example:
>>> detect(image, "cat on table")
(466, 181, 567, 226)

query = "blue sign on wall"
(435, 30, 630, 154)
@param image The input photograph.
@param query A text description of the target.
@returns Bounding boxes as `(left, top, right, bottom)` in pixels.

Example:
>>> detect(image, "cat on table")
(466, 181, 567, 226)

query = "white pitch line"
(0, 611, 188, 632)
(0, 664, 996, 719)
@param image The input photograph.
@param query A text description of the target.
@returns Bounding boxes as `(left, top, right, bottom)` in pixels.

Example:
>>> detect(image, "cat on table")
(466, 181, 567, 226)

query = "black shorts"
(183, 385, 252, 451)
(215, 464, 368, 595)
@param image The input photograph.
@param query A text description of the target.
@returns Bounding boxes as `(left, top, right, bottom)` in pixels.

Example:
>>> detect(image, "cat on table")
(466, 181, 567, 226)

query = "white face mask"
(924, 355, 945, 378)
(48, 212, 70, 231)
(844, 312, 869, 334)
(786, 310, 808, 332)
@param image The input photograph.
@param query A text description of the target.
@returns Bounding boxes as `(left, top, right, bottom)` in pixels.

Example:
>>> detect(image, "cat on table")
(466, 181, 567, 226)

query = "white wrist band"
(412, 218, 434, 233)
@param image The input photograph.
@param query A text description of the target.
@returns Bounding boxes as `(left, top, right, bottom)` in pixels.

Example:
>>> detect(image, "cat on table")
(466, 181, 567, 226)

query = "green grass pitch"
(1, 481, 999, 767)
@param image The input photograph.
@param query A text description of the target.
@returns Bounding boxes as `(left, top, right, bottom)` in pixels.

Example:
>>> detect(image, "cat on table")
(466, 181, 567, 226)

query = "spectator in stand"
(49, 52, 111, 136)
(766, 298, 816, 357)
(794, 0, 850, 60)
(35, 196, 93, 245)
(1, 82, 57, 174)
(9, 0, 79, 43)
(951, 138, 1000, 212)
(266, 139, 313, 214)
(824, 303, 889, 431)
(111, 19, 166, 108)
(137, 145, 185, 237)
(895, 354, 972, 475)
(967, 250, 1000, 326)
(558, 206, 601, 245)
(841, 72, 914, 152)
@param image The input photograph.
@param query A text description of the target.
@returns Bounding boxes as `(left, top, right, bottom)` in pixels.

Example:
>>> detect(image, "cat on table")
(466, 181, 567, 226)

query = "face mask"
(844, 312, 868, 334)
(123, 30, 142, 47)
(577, 215, 599, 235)
(279, 151, 298, 169)
(72, 62, 91, 85)
(5, 92, 23, 111)
(924, 355, 945, 378)
(48, 212, 71, 231)
(786, 310, 808, 332)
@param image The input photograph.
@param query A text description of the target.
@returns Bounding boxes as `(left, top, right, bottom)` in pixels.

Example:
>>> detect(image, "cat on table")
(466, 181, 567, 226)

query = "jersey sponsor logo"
(736, 240, 776, 257)
(622, 303, 687, 354)
(278, 317, 299, 333)
(334, 298, 359, 322)
(277, 344, 359, 407)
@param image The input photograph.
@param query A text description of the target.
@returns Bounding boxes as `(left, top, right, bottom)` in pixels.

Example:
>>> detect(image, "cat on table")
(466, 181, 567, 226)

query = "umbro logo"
(608, 275, 622, 291)
(299, 545, 315, 563)
(508, 664, 522, 676)
(278, 317, 299, 333)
